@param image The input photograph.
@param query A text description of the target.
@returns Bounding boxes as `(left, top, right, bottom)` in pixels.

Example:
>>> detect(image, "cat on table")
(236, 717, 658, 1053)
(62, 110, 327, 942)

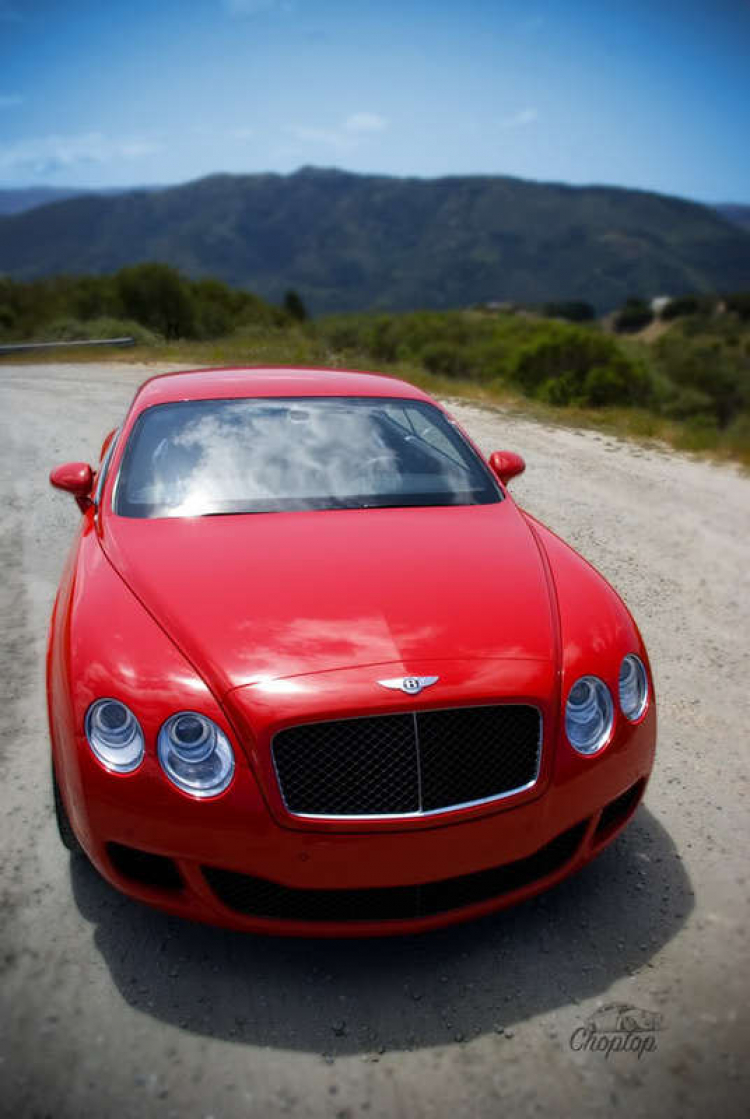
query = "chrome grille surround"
(271, 703, 543, 820)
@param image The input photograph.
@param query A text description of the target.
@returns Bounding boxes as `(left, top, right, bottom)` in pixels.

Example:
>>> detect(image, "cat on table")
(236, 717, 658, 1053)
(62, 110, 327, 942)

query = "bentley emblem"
(377, 675, 439, 696)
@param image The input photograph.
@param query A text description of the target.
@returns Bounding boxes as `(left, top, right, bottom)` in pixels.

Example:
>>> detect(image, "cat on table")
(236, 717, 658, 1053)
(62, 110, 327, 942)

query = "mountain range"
(714, 204, 750, 235)
(1, 168, 749, 313)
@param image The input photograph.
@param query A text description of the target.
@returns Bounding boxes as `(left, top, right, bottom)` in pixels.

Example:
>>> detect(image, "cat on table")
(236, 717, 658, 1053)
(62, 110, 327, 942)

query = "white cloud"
(499, 107, 538, 129)
(344, 112, 388, 134)
(0, 93, 23, 108)
(0, 132, 162, 176)
(286, 112, 388, 151)
(286, 124, 351, 151)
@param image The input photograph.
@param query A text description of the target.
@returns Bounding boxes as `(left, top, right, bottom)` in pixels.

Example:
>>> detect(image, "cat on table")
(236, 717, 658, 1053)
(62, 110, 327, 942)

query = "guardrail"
(0, 337, 135, 355)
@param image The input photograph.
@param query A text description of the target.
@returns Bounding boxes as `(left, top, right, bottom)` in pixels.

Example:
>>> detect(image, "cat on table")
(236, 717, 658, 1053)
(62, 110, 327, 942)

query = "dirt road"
(1, 362, 748, 1119)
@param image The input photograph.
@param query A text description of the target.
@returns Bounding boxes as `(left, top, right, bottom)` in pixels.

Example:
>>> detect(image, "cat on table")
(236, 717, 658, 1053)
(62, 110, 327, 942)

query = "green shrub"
(512, 323, 652, 407)
(283, 289, 308, 322)
(116, 263, 197, 339)
(660, 296, 698, 320)
(43, 316, 161, 345)
(537, 374, 577, 406)
(614, 298, 654, 333)
(542, 300, 595, 322)
(655, 332, 750, 427)
(662, 386, 715, 420)
(420, 341, 466, 376)
(463, 338, 511, 381)
(366, 316, 401, 362)
(583, 365, 633, 406)
(724, 292, 750, 321)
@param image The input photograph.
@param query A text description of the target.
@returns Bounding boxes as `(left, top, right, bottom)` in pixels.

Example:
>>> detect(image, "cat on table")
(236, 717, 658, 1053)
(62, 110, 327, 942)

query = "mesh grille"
(417, 705, 541, 811)
(272, 705, 541, 817)
(273, 714, 419, 816)
(202, 822, 587, 923)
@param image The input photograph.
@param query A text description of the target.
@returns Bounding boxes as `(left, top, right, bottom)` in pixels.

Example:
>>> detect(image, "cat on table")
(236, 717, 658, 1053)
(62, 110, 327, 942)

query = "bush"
(420, 341, 466, 376)
(614, 298, 654, 333)
(655, 333, 750, 427)
(542, 300, 595, 322)
(583, 365, 635, 406)
(366, 316, 401, 362)
(116, 263, 197, 339)
(724, 292, 750, 321)
(283, 289, 308, 322)
(462, 338, 510, 381)
(660, 295, 700, 320)
(661, 386, 715, 420)
(43, 316, 161, 345)
(512, 322, 652, 407)
(537, 374, 577, 406)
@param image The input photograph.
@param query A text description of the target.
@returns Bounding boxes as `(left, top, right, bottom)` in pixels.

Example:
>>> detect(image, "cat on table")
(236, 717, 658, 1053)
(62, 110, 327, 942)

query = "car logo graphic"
(377, 676, 439, 695)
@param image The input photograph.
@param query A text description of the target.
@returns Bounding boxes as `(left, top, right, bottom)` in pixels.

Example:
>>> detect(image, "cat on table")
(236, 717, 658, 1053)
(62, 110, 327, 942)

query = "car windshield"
(113, 396, 502, 518)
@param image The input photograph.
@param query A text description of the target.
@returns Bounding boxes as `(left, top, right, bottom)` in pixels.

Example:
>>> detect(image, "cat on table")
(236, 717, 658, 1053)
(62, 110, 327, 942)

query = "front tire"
(52, 765, 84, 855)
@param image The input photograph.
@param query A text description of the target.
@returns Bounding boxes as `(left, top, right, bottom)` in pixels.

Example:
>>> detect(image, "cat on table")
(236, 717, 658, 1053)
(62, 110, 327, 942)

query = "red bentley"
(47, 366, 656, 936)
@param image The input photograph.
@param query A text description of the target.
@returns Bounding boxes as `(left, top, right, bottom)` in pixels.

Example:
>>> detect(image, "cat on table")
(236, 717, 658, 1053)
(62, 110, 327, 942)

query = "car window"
(113, 396, 501, 518)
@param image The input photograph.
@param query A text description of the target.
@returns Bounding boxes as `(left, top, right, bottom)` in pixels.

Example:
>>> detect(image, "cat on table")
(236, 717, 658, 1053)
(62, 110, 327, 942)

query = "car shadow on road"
(70, 805, 691, 1056)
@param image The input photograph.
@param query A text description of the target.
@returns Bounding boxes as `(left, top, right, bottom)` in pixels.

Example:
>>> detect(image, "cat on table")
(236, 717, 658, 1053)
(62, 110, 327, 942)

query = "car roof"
(132, 366, 434, 412)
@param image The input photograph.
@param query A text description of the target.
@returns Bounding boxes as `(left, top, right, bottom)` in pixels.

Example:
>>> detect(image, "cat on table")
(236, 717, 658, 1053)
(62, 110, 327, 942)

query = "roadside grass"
(4, 324, 749, 469)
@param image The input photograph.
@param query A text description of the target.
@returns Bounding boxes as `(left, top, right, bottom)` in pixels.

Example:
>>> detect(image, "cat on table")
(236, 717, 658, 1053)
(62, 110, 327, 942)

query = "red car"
(48, 366, 656, 936)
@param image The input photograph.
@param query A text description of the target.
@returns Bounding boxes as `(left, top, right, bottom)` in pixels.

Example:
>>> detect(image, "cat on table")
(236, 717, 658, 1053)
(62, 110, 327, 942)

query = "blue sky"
(1, 0, 748, 201)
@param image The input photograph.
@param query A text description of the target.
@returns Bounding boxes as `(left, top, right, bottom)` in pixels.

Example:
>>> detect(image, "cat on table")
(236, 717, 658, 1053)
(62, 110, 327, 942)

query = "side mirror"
(489, 450, 526, 486)
(50, 462, 94, 511)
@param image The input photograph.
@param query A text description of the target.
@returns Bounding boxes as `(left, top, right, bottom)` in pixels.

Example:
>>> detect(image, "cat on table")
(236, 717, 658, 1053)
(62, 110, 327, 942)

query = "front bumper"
(59, 696, 656, 936)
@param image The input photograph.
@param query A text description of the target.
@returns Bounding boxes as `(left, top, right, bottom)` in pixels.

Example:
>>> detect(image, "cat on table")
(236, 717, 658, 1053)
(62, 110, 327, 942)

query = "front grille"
(202, 821, 587, 923)
(272, 705, 541, 817)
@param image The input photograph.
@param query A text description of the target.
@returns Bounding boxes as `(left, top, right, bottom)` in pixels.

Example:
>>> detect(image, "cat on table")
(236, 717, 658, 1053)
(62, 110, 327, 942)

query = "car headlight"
(85, 699, 145, 773)
(158, 712, 235, 797)
(619, 654, 649, 721)
(565, 676, 614, 755)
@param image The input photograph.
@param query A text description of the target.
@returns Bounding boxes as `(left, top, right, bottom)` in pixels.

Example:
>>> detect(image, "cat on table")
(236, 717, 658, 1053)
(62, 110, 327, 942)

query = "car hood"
(102, 500, 555, 696)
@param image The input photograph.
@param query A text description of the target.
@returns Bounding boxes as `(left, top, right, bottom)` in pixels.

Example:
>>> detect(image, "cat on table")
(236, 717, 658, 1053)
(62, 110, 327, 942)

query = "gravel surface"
(1, 362, 749, 1119)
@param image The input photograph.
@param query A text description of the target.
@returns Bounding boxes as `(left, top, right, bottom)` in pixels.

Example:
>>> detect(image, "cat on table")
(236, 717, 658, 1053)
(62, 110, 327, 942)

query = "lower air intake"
(202, 821, 587, 923)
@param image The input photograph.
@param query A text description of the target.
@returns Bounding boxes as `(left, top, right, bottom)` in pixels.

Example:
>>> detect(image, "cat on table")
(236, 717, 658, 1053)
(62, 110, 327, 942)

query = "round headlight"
(619, 654, 649, 721)
(85, 699, 144, 773)
(158, 712, 234, 798)
(565, 676, 614, 755)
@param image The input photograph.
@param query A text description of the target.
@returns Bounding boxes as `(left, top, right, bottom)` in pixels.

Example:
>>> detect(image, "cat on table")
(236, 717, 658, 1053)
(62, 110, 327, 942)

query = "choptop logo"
(377, 676, 439, 696)
(570, 1004, 664, 1060)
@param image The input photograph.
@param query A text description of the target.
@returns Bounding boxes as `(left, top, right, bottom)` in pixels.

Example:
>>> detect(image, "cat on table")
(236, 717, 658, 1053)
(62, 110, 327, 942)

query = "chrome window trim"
(94, 427, 120, 509)
(270, 702, 543, 821)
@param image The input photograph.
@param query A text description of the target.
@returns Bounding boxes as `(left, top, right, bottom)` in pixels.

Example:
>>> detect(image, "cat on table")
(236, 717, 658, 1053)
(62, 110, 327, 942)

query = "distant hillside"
(0, 185, 149, 216)
(2, 168, 750, 313)
(0, 187, 90, 216)
(715, 204, 750, 235)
